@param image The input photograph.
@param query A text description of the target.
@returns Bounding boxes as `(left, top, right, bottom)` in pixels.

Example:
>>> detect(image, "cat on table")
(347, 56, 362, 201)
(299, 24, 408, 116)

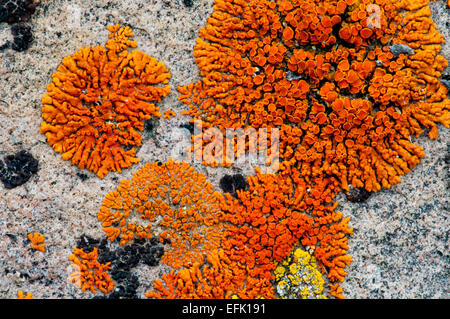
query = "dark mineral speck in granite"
(0, 150, 38, 189)
(144, 118, 159, 138)
(76, 172, 89, 181)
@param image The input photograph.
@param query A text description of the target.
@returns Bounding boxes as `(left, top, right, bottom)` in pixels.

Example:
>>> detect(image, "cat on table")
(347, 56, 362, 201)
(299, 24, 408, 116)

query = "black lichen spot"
(76, 235, 101, 253)
(183, 0, 194, 7)
(232, 174, 247, 193)
(11, 22, 33, 51)
(345, 187, 372, 203)
(76, 172, 89, 181)
(76, 235, 165, 299)
(0, 150, 38, 189)
(219, 174, 234, 194)
(107, 272, 140, 299)
(144, 118, 157, 133)
(0, 0, 37, 23)
(219, 173, 248, 197)
(180, 122, 194, 134)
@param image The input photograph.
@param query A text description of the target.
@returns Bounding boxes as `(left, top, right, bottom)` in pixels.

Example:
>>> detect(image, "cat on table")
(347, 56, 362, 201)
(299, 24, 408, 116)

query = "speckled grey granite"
(0, 0, 448, 299)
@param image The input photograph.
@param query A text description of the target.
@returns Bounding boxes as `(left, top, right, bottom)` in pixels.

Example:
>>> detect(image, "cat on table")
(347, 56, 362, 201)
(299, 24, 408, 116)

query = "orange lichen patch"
(146, 249, 246, 299)
(97, 159, 224, 269)
(40, 25, 171, 178)
(220, 170, 352, 296)
(329, 283, 345, 299)
(17, 291, 33, 299)
(27, 232, 45, 253)
(174, 0, 449, 298)
(164, 109, 177, 119)
(146, 170, 352, 299)
(68, 247, 114, 294)
(178, 0, 449, 193)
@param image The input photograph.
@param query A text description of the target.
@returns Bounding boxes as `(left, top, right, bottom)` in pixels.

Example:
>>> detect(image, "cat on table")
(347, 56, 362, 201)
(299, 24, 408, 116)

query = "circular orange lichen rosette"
(40, 25, 171, 178)
(97, 159, 225, 269)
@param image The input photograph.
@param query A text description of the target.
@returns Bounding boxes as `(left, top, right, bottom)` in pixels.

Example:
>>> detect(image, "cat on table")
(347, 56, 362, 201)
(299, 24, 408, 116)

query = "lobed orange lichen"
(178, 0, 449, 193)
(164, 109, 177, 119)
(219, 170, 352, 298)
(27, 232, 45, 253)
(171, 0, 449, 298)
(146, 249, 244, 299)
(329, 283, 345, 299)
(17, 291, 33, 299)
(97, 159, 225, 269)
(143, 162, 352, 299)
(40, 25, 171, 178)
(157, 0, 450, 300)
(68, 247, 114, 294)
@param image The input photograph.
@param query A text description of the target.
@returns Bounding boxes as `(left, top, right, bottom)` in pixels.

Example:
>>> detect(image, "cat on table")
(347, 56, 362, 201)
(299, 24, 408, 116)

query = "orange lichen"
(143, 162, 352, 299)
(97, 159, 224, 269)
(27, 232, 45, 253)
(146, 249, 244, 299)
(17, 291, 33, 299)
(173, 0, 448, 298)
(40, 25, 171, 178)
(178, 0, 449, 193)
(164, 109, 177, 119)
(219, 170, 352, 297)
(68, 247, 114, 294)
(329, 283, 345, 299)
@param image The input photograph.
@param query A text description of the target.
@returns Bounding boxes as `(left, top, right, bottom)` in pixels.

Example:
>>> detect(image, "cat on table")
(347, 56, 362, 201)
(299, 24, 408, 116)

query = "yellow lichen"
(274, 247, 326, 299)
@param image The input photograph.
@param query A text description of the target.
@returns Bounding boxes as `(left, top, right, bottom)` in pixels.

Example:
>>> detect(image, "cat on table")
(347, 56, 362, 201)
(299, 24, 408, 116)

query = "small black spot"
(0, 150, 38, 189)
(144, 118, 159, 136)
(76, 172, 89, 181)
(6, 233, 17, 242)
(345, 187, 372, 203)
(232, 174, 247, 193)
(219, 174, 248, 197)
(0, 41, 11, 50)
(183, 0, 194, 7)
(19, 272, 30, 279)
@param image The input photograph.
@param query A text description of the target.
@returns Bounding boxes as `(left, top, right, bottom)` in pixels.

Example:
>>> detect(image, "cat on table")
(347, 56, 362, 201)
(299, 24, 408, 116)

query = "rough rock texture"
(0, 0, 448, 299)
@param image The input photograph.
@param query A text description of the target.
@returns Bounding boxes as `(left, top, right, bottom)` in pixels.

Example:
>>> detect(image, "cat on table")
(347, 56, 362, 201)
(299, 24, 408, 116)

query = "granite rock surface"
(0, 0, 448, 299)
